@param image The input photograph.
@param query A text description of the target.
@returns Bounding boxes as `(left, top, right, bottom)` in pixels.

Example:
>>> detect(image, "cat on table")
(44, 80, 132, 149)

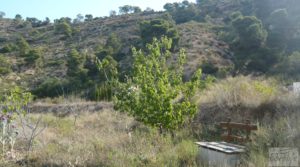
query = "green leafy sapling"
(111, 37, 202, 131)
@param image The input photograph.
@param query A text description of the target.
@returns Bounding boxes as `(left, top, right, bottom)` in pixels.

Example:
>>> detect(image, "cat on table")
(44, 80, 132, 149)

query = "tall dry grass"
(1, 109, 199, 167)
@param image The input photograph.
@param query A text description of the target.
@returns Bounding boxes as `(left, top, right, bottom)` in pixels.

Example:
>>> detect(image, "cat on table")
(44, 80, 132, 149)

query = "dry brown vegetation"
(1, 108, 199, 167)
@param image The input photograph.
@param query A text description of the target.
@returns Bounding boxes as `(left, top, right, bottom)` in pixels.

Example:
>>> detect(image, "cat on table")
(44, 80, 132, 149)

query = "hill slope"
(0, 12, 232, 96)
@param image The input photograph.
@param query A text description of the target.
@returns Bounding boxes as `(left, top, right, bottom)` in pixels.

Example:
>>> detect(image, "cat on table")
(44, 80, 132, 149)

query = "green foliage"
(106, 33, 122, 53)
(84, 14, 93, 22)
(232, 15, 267, 49)
(96, 55, 118, 82)
(164, 1, 200, 24)
(66, 49, 87, 79)
(89, 83, 113, 101)
(119, 5, 141, 14)
(0, 43, 17, 53)
(95, 33, 123, 61)
(17, 37, 31, 56)
(273, 52, 300, 80)
(200, 61, 219, 74)
(32, 77, 68, 98)
(1, 87, 32, 115)
(24, 48, 42, 64)
(113, 37, 202, 130)
(140, 19, 179, 50)
(0, 87, 32, 155)
(0, 55, 12, 75)
(267, 8, 290, 50)
(54, 20, 72, 37)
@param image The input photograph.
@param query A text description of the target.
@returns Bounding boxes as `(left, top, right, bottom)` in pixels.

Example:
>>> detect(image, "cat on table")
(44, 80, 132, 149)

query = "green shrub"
(24, 48, 42, 64)
(17, 37, 31, 55)
(0, 55, 12, 75)
(54, 21, 72, 37)
(113, 37, 202, 130)
(32, 77, 68, 98)
(140, 19, 179, 50)
(201, 61, 218, 74)
(88, 83, 112, 101)
(0, 43, 17, 53)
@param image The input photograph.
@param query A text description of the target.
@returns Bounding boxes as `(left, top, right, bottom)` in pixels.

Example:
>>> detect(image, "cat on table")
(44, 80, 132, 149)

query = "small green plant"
(24, 48, 42, 64)
(0, 55, 12, 75)
(32, 77, 68, 98)
(0, 87, 32, 155)
(54, 21, 72, 37)
(0, 43, 17, 53)
(17, 37, 31, 56)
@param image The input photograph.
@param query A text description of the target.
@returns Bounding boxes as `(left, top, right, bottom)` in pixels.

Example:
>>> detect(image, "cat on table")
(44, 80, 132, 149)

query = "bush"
(32, 77, 68, 98)
(54, 21, 72, 37)
(273, 51, 300, 80)
(201, 61, 218, 74)
(17, 37, 31, 55)
(0, 43, 17, 53)
(24, 48, 42, 64)
(140, 19, 179, 50)
(0, 55, 12, 75)
(113, 37, 203, 130)
(88, 83, 113, 101)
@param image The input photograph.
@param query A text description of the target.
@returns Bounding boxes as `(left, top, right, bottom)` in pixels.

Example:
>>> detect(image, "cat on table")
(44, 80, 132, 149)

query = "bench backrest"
(219, 118, 257, 143)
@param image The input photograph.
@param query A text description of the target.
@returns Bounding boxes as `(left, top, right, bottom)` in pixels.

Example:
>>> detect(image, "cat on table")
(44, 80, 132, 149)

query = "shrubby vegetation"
(54, 18, 73, 37)
(32, 77, 68, 98)
(140, 19, 179, 50)
(0, 55, 12, 75)
(112, 37, 203, 131)
(0, 87, 32, 156)
(164, 0, 202, 24)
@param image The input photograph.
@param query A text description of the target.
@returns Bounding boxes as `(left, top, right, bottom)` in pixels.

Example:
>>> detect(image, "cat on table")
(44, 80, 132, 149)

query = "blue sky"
(1, 0, 195, 21)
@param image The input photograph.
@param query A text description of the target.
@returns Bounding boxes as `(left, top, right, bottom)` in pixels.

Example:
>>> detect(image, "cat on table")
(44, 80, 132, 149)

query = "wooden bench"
(219, 118, 258, 143)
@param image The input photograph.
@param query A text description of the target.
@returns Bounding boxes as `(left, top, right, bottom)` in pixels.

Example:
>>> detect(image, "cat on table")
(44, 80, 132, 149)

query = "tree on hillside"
(0, 11, 5, 18)
(109, 10, 117, 17)
(66, 49, 87, 79)
(111, 37, 203, 131)
(164, 1, 199, 24)
(119, 5, 141, 14)
(26, 17, 43, 27)
(273, 52, 300, 79)
(133, 6, 142, 13)
(140, 19, 179, 50)
(96, 33, 123, 61)
(267, 9, 290, 50)
(119, 5, 131, 14)
(54, 20, 72, 37)
(73, 14, 84, 23)
(17, 37, 31, 56)
(85, 14, 93, 21)
(232, 14, 267, 49)
(0, 55, 12, 75)
(14, 14, 22, 21)
(144, 7, 154, 13)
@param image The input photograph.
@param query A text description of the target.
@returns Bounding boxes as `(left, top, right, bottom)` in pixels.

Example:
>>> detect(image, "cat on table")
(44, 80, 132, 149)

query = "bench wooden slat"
(219, 122, 257, 130)
(221, 134, 250, 143)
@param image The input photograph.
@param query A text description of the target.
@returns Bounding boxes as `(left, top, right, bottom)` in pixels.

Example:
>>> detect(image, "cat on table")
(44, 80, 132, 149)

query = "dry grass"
(193, 76, 280, 123)
(1, 109, 199, 167)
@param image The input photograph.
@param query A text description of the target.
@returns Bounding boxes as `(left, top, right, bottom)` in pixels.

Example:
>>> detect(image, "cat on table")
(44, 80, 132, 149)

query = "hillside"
(0, 12, 232, 97)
